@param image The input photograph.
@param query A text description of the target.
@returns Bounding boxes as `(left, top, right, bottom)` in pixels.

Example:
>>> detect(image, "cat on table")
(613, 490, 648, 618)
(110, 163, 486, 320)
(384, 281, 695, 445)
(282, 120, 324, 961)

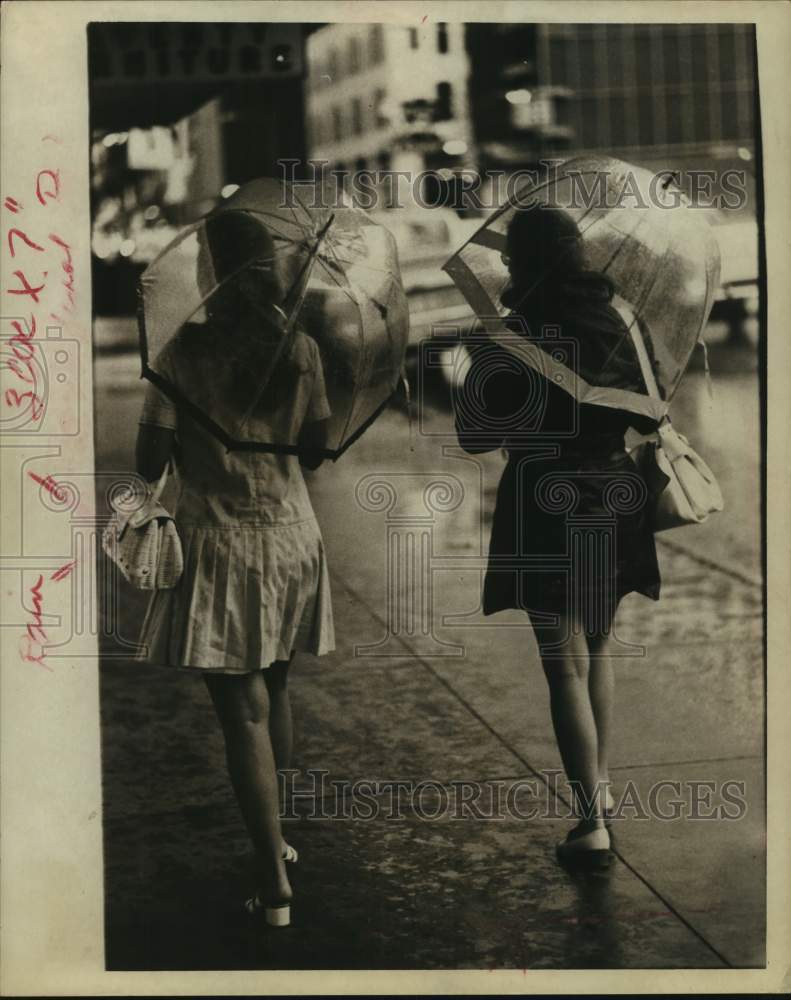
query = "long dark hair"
(501, 204, 606, 311)
(176, 210, 306, 409)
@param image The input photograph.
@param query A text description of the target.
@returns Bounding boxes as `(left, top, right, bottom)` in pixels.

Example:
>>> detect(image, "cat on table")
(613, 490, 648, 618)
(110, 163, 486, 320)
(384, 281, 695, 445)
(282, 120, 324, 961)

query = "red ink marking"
(20, 634, 52, 670)
(50, 561, 76, 582)
(28, 471, 65, 500)
(26, 575, 48, 644)
(5, 388, 44, 420)
(9, 335, 35, 361)
(27, 621, 48, 643)
(421, 14, 428, 22)
(7, 269, 47, 302)
(4, 197, 22, 213)
(35, 169, 60, 205)
(5, 317, 39, 387)
(6, 356, 36, 383)
(7, 228, 45, 258)
(11, 315, 36, 338)
(20, 558, 75, 668)
(49, 233, 76, 313)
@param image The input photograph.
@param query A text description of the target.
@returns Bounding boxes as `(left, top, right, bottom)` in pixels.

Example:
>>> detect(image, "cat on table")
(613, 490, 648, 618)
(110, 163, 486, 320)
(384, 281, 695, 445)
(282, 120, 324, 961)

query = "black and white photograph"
(86, 14, 766, 971)
(2, 2, 789, 993)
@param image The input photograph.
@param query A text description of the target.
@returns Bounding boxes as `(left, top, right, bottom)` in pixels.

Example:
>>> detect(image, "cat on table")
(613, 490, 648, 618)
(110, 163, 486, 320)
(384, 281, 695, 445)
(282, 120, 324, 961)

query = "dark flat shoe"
(556, 826, 615, 871)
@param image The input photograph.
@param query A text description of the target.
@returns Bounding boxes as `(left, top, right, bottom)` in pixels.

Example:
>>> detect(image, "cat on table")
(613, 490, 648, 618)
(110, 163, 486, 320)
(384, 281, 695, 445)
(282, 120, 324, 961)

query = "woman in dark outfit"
(454, 206, 661, 868)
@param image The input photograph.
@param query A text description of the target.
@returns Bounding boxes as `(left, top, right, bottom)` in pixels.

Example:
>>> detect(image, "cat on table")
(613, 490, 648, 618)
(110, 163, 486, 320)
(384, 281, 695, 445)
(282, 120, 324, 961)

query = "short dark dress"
(454, 273, 662, 631)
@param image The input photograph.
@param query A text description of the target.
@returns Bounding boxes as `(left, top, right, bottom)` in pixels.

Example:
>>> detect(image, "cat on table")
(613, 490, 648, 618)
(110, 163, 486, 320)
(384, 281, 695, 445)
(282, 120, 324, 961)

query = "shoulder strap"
(611, 294, 662, 403)
(628, 321, 662, 402)
(150, 461, 170, 503)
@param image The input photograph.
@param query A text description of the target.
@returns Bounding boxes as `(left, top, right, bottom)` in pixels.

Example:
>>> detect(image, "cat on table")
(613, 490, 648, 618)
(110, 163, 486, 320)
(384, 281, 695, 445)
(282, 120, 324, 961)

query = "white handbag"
(630, 420, 724, 531)
(102, 464, 183, 590)
(628, 325, 724, 532)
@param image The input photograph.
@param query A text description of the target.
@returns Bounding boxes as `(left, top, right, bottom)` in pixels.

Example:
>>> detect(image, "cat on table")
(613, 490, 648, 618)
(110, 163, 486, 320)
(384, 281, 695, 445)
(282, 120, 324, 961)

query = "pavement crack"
(656, 535, 762, 590)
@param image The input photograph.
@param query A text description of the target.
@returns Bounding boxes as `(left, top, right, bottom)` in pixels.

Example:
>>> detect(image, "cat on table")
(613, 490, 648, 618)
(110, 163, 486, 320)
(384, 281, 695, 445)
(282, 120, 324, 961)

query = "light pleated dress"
(137, 330, 335, 673)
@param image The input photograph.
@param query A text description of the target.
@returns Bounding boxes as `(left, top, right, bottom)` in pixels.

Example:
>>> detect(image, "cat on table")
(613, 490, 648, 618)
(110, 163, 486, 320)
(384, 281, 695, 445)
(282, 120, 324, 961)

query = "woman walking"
(454, 206, 660, 869)
(135, 216, 334, 925)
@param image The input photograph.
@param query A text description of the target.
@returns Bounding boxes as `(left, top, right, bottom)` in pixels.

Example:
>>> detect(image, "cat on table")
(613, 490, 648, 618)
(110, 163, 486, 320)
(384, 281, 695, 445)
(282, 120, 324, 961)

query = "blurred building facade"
(89, 22, 315, 313)
(468, 22, 756, 171)
(305, 22, 757, 199)
(304, 22, 473, 193)
(90, 20, 759, 323)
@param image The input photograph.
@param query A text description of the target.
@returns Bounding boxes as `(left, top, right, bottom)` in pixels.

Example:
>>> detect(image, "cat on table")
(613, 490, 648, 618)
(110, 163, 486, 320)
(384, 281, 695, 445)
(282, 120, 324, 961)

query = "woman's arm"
(135, 423, 175, 482)
(453, 340, 511, 454)
(298, 335, 331, 469)
(137, 350, 179, 482)
(298, 418, 328, 470)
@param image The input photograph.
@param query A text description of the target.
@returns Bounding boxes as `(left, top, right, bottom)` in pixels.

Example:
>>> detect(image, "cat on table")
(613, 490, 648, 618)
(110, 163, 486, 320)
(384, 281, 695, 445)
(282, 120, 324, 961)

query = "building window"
(690, 29, 710, 85)
(332, 105, 343, 142)
(377, 150, 393, 206)
(368, 24, 384, 65)
(437, 22, 449, 54)
(549, 37, 568, 84)
(408, 27, 419, 50)
(726, 88, 747, 140)
(661, 25, 681, 85)
(351, 97, 363, 136)
(608, 94, 629, 147)
(638, 93, 654, 146)
(327, 47, 340, 81)
(347, 35, 361, 75)
(635, 30, 653, 88)
(608, 36, 626, 89)
(579, 97, 599, 148)
(435, 82, 452, 121)
(717, 27, 738, 83)
(374, 87, 388, 127)
(578, 31, 598, 86)
(666, 92, 684, 144)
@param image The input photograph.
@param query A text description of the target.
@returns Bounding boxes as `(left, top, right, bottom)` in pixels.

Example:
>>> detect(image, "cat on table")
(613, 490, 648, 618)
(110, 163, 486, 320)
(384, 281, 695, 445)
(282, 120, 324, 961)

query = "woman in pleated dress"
(135, 254, 334, 927)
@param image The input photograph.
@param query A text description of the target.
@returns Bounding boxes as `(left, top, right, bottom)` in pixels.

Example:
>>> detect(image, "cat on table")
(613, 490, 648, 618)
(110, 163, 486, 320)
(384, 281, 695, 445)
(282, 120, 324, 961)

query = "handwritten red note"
(5, 141, 79, 668)
(19, 561, 76, 670)
(2, 146, 73, 427)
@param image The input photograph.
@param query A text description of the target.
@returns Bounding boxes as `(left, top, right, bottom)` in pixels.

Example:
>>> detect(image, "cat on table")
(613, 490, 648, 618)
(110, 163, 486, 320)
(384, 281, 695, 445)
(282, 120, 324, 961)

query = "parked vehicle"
(707, 212, 760, 343)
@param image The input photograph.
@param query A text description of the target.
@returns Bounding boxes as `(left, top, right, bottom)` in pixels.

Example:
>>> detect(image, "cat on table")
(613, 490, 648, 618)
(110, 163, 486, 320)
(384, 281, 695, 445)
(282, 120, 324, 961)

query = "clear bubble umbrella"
(443, 155, 721, 424)
(138, 177, 409, 458)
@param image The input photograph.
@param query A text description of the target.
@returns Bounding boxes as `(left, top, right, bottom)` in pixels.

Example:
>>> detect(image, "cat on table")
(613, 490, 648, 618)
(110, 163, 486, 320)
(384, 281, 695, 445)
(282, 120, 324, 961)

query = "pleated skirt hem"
(136, 518, 335, 674)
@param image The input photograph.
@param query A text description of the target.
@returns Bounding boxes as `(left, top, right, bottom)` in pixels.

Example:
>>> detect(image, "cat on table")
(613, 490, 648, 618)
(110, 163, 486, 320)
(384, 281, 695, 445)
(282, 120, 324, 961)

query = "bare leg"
(264, 658, 294, 853)
(264, 658, 293, 773)
(587, 633, 614, 802)
(531, 613, 605, 831)
(204, 671, 292, 904)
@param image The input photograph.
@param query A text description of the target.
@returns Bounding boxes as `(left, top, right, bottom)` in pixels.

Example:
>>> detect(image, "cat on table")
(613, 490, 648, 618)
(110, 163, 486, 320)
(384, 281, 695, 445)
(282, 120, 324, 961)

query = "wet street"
(93, 321, 764, 970)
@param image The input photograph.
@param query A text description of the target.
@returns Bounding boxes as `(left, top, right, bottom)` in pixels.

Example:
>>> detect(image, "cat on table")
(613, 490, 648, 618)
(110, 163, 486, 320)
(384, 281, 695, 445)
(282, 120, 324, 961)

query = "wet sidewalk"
(99, 389, 764, 970)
